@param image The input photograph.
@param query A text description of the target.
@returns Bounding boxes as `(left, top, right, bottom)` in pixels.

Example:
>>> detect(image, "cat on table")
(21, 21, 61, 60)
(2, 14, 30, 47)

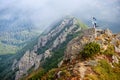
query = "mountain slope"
(4, 17, 87, 80)
(39, 28, 120, 80)
(2, 16, 120, 80)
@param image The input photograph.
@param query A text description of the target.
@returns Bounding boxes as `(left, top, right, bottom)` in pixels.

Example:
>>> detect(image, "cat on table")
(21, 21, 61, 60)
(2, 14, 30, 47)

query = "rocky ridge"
(64, 28, 120, 61)
(12, 17, 87, 80)
(41, 28, 120, 80)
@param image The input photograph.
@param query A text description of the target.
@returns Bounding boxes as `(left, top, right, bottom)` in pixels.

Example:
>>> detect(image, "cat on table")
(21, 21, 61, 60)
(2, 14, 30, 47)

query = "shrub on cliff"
(81, 42, 100, 59)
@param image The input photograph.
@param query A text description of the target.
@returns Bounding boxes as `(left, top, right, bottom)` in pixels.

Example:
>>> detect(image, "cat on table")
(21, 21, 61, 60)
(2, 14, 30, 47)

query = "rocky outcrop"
(44, 49, 51, 59)
(52, 22, 81, 48)
(112, 55, 119, 64)
(37, 17, 75, 49)
(55, 28, 120, 80)
(115, 46, 120, 53)
(64, 28, 120, 62)
(15, 50, 42, 80)
(12, 59, 18, 71)
(64, 28, 96, 61)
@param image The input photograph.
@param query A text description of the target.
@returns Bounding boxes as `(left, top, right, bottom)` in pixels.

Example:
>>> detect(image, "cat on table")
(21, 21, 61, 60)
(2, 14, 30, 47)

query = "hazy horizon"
(0, 0, 120, 32)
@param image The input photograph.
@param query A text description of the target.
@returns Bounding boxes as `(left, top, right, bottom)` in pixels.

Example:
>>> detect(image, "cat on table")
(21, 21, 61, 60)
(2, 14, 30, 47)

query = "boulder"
(84, 60, 98, 66)
(115, 46, 120, 53)
(112, 55, 119, 64)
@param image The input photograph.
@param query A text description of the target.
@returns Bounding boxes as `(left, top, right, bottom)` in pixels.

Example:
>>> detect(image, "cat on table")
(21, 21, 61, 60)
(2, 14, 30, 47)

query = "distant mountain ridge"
(0, 15, 41, 54)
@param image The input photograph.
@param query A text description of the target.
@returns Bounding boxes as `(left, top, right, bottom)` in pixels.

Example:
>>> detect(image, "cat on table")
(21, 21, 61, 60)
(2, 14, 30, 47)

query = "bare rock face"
(44, 49, 51, 59)
(52, 24, 81, 48)
(37, 17, 79, 49)
(38, 36, 48, 48)
(15, 50, 42, 80)
(33, 45, 38, 52)
(12, 59, 18, 71)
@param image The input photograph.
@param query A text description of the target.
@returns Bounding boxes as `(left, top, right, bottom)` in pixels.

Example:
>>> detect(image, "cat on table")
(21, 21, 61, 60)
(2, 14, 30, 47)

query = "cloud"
(0, 0, 120, 32)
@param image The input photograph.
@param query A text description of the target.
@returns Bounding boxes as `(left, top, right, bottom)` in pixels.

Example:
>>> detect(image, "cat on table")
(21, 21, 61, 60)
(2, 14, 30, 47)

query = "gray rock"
(104, 28, 112, 37)
(33, 45, 38, 52)
(58, 60, 63, 67)
(115, 46, 120, 53)
(84, 60, 98, 66)
(44, 49, 51, 59)
(12, 59, 18, 71)
(112, 55, 119, 64)
(15, 50, 42, 80)
(57, 71, 62, 78)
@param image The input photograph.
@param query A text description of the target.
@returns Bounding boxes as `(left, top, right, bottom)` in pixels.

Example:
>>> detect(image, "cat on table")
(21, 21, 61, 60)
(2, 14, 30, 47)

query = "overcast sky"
(0, 0, 120, 32)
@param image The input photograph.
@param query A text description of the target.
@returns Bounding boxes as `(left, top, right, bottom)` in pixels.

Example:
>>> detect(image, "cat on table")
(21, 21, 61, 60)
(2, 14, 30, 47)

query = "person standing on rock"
(92, 17, 97, 28)
(92, 17, 97, 38)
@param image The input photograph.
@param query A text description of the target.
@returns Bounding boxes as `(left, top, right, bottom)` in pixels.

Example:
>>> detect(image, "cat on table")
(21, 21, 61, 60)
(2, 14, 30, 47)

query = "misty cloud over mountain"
(0, 0, 120, 32)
